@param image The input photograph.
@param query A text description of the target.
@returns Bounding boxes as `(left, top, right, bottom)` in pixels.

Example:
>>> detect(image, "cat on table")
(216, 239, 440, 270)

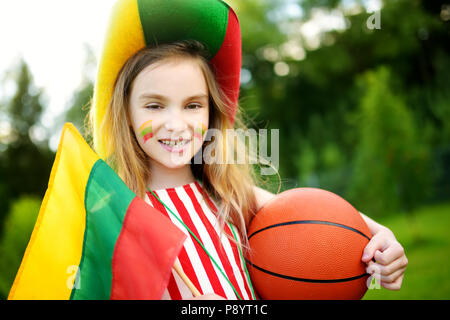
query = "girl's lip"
(159, 138, 189, 142)
(158, 140, 191, 153)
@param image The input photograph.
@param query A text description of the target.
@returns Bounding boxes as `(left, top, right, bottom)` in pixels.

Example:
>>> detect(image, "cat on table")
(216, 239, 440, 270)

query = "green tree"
(232, 0, 449, 198)
(63, 44, 96, 141)
(347, 66, 433, 218)
(0, 60, 54, 234)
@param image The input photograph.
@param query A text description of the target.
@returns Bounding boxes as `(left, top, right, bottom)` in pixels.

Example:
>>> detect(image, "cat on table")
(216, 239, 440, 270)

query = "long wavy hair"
(87, 40, 268, 249)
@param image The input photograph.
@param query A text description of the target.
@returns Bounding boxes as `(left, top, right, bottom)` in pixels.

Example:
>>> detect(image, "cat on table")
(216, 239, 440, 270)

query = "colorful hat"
(92, 0, 242, 159)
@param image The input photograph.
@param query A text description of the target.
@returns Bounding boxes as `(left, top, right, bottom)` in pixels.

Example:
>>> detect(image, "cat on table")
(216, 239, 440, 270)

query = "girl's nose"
(163, 108, 188, 132)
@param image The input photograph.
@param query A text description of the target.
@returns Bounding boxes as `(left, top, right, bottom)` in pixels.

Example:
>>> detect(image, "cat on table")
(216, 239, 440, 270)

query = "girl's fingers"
(381, 255, 409, 276)
(361, 229, 407, 291)
(373, 242, 405, 265)
(366, 255, 408, 277)
(381, 273, 404, 291)
(380, 267, 407, 284)
(362, 235, 388, 262)
(366, 260, 381, 276)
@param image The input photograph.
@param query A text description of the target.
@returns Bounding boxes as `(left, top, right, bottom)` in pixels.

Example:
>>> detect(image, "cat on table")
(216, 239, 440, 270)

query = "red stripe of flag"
(110, 196, 186, 299)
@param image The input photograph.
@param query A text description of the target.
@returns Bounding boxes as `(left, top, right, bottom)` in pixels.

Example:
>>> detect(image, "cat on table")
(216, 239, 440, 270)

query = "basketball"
(247, 188, 372, 300)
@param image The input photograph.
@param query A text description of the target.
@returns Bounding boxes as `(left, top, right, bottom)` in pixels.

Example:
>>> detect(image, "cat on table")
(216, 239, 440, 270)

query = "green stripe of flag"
(70, 160, 135, 300)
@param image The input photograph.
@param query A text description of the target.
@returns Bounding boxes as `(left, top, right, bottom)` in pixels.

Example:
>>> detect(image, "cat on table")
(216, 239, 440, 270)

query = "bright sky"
(0, 0, 114, 149)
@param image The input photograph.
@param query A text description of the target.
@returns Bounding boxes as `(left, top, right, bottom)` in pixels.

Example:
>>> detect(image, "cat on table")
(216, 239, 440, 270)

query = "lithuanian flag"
(8, 123, 186, 300)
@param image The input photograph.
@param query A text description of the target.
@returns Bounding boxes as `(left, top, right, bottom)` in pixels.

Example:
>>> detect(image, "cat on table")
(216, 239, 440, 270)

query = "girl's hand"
(361, 227, 408, 290)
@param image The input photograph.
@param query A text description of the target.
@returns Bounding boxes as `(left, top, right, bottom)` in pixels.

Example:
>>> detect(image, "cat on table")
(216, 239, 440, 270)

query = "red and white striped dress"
(145, 180, 254, 300)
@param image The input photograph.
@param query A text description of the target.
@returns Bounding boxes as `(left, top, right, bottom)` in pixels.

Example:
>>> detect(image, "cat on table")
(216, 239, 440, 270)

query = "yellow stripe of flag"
(8, 123, 99, 299)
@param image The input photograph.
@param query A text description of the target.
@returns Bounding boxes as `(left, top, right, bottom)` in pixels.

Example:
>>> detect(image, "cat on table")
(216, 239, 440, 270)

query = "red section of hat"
(210, 7, 241, 124)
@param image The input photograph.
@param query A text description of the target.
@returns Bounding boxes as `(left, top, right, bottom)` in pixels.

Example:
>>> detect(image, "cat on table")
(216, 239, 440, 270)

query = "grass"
(362, 202, 450, 300)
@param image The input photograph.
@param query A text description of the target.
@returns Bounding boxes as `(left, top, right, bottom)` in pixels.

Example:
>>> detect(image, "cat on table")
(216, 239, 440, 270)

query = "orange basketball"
(247, 188, 372, 300)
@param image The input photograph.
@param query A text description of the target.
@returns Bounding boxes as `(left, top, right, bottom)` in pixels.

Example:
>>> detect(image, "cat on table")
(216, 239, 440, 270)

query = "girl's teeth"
(161, 140, 187, 147)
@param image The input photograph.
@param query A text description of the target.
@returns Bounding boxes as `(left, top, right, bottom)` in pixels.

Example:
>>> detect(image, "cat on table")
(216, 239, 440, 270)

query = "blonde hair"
(88, 40, 269, 249)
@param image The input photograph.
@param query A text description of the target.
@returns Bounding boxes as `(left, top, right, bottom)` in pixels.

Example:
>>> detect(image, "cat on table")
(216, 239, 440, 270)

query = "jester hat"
(92, 0, 242, 159)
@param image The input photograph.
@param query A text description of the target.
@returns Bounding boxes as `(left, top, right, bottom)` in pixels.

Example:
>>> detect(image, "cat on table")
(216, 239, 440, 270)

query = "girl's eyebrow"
(138, 93, 167, 102)
(138, 93, 208, 102)
(187, 94, 209, 101)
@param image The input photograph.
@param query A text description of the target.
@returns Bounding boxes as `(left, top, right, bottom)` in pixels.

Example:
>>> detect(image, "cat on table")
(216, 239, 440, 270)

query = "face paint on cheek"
(138, 119, 153, 143)
(194, 122, 207, 140)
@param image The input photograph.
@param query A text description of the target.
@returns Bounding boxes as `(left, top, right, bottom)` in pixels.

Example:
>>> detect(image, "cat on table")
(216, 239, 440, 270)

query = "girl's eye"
(145, 104, 162, 110)
(186, 103, 202, 110)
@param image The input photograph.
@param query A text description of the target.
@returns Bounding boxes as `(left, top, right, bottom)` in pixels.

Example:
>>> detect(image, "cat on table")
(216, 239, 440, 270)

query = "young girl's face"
(128, 58, 209, 170)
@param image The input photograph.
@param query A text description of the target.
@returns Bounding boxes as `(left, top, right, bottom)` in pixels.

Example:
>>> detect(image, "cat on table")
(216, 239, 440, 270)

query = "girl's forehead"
(131, 58, 209, 99)
(139, 58, 200, 77)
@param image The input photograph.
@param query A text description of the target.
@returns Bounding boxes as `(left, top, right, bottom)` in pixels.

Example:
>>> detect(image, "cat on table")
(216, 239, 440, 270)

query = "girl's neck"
(147, 162, 196, 191)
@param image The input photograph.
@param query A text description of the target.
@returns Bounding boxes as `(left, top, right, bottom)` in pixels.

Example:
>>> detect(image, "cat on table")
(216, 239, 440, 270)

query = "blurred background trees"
(0, 49, 94, 299)
(0, 60, 54, 232)
(0, 0, 449, 299)
(232, 0, 449, 218)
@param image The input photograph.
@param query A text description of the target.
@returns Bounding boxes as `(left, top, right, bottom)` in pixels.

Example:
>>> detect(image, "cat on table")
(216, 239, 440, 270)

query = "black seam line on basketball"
(245, 259, 369, 283)
(248, 220, 371, 241)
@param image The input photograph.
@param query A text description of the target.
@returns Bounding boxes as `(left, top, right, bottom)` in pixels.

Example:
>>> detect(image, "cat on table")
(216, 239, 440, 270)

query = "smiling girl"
(90, 0, 407, 300)
(98, 40, 262, 299)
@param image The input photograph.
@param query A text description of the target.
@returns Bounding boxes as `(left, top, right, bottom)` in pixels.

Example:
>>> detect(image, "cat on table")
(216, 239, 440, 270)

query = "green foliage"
(0, 60, 54, 233)
(0, 195, 41, 299)
(7, 63, 43, 137)
(426, 50, 450, 145)
(347, 66, 433, 217)
(296, 139, 318, 187)
(64, 80, 93, 142)
(234, 0, 448, 213)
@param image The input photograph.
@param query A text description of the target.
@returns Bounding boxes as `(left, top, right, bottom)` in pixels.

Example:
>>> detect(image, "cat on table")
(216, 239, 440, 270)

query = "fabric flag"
(8, 123, 186, 300)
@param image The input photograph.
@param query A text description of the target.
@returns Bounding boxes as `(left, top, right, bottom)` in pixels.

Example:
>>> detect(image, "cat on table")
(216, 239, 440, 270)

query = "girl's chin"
(153, 155, 193, 169)
(161, 160, 191, 169)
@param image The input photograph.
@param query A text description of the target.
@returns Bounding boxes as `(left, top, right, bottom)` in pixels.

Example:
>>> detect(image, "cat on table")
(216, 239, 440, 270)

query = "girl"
(90, 1, 407, 300)
(98, 40, 261, 300)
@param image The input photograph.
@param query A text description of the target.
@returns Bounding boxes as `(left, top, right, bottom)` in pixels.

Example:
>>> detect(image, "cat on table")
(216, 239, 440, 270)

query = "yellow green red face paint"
(138, 120, 153, 143)
(194, 122, 207, 140)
